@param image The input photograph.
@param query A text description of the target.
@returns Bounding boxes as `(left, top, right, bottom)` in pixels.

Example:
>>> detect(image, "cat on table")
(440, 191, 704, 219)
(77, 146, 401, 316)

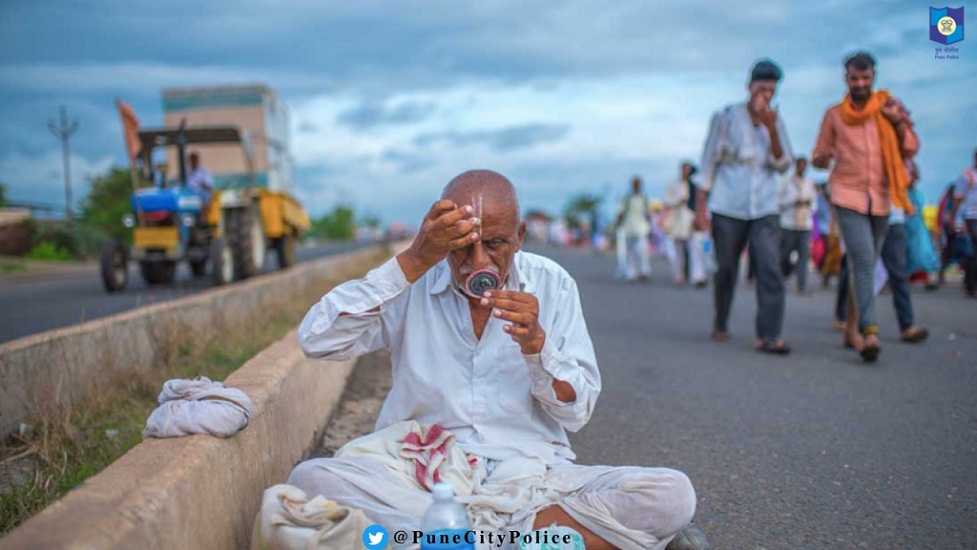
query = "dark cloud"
(0, 0, 924, 97)
(415, 123, 570, 152)
(337, 101, 436, 130)
(0, 0, 966, 225)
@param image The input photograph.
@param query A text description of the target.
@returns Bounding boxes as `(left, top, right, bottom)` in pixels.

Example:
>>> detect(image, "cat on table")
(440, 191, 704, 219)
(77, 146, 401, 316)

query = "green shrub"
(25, 241, 73, 261)
(78, 168, 134, 246)
(31, 221, 105, 260)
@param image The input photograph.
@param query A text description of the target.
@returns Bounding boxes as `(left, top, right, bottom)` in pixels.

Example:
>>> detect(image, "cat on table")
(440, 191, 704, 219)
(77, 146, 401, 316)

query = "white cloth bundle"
(251, 484, 371, 550)
(143, 376, 253, 438)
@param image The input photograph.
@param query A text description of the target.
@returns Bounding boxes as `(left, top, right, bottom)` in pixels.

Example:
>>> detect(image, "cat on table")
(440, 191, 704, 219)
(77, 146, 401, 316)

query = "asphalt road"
(542, 246, 977, 549)
(306, 244, 976, 548)
(0, 240, 375, 345)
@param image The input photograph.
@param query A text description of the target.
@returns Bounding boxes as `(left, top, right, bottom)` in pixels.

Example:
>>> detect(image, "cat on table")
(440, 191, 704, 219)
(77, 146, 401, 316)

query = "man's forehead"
(476, 200, 519, 228)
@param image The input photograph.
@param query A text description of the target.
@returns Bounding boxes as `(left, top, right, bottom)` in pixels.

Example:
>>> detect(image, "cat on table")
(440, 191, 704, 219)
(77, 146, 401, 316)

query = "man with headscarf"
(695, 59, 794, 354)
(812, 51, 919, 362)
(289, 170, 709, 550)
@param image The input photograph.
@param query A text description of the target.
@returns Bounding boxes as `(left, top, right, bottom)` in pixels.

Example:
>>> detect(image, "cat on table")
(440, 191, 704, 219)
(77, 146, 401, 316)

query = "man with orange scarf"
(812, 51, 919, 363)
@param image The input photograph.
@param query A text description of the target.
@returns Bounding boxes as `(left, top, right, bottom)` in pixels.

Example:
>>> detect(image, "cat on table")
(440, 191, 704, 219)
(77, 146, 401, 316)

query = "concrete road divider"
(1, 242, 412, 548)
(0, 245, 384, 438)
(0, 329, 355, 549)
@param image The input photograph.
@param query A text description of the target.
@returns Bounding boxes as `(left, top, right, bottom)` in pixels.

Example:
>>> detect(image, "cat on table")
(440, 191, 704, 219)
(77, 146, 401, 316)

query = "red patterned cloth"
(399, 424, 455, 490)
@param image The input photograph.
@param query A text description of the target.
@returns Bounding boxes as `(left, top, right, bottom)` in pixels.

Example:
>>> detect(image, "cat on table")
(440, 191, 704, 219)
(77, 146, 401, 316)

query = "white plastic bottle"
(419, 482, 475, 550)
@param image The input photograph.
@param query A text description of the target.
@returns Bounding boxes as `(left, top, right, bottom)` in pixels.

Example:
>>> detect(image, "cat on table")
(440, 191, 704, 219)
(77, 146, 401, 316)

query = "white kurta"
(290, 252, 696, 549)
(299, 251, 600, 464)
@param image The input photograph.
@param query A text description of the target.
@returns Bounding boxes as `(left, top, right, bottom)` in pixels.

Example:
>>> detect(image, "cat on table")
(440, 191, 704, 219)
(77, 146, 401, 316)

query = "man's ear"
(516, 221, 527, 251)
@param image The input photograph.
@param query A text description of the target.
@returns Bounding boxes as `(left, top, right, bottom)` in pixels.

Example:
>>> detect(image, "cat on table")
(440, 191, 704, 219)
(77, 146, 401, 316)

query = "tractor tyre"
(211, 237, 234, 286)
(226, 204, 266, 280)
(99, 239, 128, 292)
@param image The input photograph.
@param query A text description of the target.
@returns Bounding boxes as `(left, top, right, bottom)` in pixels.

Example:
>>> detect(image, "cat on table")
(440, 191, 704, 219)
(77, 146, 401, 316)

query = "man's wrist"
(396, 249, 433, 283)
(521, 329, 546, 355)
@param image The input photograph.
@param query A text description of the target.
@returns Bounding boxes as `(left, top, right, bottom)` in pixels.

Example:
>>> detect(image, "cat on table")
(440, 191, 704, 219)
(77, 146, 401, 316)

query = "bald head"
(441, 170, 520, 226)
(440, 170, 526, 292)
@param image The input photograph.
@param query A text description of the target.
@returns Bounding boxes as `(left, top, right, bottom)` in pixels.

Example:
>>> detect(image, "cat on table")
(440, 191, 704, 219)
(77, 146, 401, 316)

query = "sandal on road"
(860, 329, 881, 363)
(756, 339, 791, 355)
(860, 343, 880, 363)
(901, 327, 929, 343)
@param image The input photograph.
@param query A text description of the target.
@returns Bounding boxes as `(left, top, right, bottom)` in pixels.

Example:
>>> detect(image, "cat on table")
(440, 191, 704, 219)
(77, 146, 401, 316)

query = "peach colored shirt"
(812, 104, 919, 216)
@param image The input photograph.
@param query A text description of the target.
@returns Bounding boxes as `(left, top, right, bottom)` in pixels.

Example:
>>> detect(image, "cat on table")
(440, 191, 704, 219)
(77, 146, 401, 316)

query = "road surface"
(0, 241, 375, 344)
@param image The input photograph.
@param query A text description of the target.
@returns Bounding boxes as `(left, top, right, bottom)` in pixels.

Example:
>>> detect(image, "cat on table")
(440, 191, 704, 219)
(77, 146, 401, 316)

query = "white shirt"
(186, 166, 214, 193)
(698, 103, 794, 220)
(298, 251, 601, 465)
(778, 174, 816, 231)
(663, 180, 694, 240)
(954, 167, 977, 220)
(619, 194, 650, 238)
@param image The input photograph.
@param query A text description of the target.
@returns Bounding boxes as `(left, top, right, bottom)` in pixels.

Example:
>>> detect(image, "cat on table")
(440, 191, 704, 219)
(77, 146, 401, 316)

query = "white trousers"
(622, 235, 651, 280)
(666, 238, 708, 284)
(687, 232, 710, 284)
(287, 455, 695, 550)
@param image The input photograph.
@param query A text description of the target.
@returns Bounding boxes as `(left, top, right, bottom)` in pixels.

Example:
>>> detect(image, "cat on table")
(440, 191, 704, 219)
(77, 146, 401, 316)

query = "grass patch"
(0, 259, 27, 274)
(0, 248, 388, 534)
(24, 242, 73, 262)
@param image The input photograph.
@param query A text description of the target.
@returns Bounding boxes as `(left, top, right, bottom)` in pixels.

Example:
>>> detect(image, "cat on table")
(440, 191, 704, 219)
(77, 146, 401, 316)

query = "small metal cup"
(465, 269, 501, 298)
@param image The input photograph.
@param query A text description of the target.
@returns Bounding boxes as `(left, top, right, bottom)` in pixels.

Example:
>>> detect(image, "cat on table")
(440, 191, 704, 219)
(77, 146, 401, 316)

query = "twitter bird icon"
(363, 524, 389, 549)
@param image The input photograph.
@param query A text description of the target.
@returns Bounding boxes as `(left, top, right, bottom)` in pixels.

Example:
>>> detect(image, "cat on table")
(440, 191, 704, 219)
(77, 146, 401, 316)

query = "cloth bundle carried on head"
(143, 376, 254, 439)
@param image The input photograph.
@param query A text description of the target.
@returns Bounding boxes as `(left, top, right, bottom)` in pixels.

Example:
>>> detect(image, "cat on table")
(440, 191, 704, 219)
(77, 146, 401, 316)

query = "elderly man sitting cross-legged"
(286, 170, 708, 550)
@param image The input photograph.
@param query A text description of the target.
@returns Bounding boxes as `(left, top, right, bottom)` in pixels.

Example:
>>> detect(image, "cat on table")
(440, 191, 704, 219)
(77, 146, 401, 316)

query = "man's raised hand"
(881, 98, 903, 126)
(397, 200, 480, 283)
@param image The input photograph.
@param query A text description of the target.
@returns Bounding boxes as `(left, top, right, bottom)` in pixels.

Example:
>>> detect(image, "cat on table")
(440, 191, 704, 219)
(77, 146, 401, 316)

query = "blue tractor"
(100, 126, 248, 290)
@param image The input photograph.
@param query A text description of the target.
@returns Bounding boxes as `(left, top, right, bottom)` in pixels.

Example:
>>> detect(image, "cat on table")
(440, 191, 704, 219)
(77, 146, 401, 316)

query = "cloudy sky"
(1, 0, 974, 224)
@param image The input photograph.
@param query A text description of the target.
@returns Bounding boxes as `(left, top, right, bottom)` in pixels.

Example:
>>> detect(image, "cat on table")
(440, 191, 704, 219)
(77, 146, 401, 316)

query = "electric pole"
(47, 106, 79, 221)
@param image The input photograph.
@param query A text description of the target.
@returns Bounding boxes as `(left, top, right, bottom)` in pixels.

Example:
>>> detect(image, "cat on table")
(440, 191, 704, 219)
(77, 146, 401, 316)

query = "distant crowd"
(530, 52, 976, 363)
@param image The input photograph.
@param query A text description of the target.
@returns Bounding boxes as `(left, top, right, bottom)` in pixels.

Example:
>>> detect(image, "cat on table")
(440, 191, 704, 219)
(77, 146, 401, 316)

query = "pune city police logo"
(930, 6, 964, 45)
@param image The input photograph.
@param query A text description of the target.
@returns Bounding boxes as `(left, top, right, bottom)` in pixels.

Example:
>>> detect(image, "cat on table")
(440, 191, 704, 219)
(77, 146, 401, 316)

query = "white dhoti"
(282, 422, 695, 550)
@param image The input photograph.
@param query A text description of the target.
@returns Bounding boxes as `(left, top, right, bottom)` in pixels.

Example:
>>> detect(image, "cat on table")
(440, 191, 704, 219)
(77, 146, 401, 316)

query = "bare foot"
(844, 332, 864, 350)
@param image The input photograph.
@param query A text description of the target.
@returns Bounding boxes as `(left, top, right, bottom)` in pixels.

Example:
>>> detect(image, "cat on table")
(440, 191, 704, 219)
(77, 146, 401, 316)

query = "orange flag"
(116, 98, 141, 165)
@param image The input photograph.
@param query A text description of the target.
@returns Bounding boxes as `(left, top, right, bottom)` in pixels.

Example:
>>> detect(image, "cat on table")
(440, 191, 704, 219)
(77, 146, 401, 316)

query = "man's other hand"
(481, 289, 546, 355)
(811, 154, 831, 170)
(693, 208, 710, 232)
(881, 98, 903, 126)
(398, 200, 480, 283)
